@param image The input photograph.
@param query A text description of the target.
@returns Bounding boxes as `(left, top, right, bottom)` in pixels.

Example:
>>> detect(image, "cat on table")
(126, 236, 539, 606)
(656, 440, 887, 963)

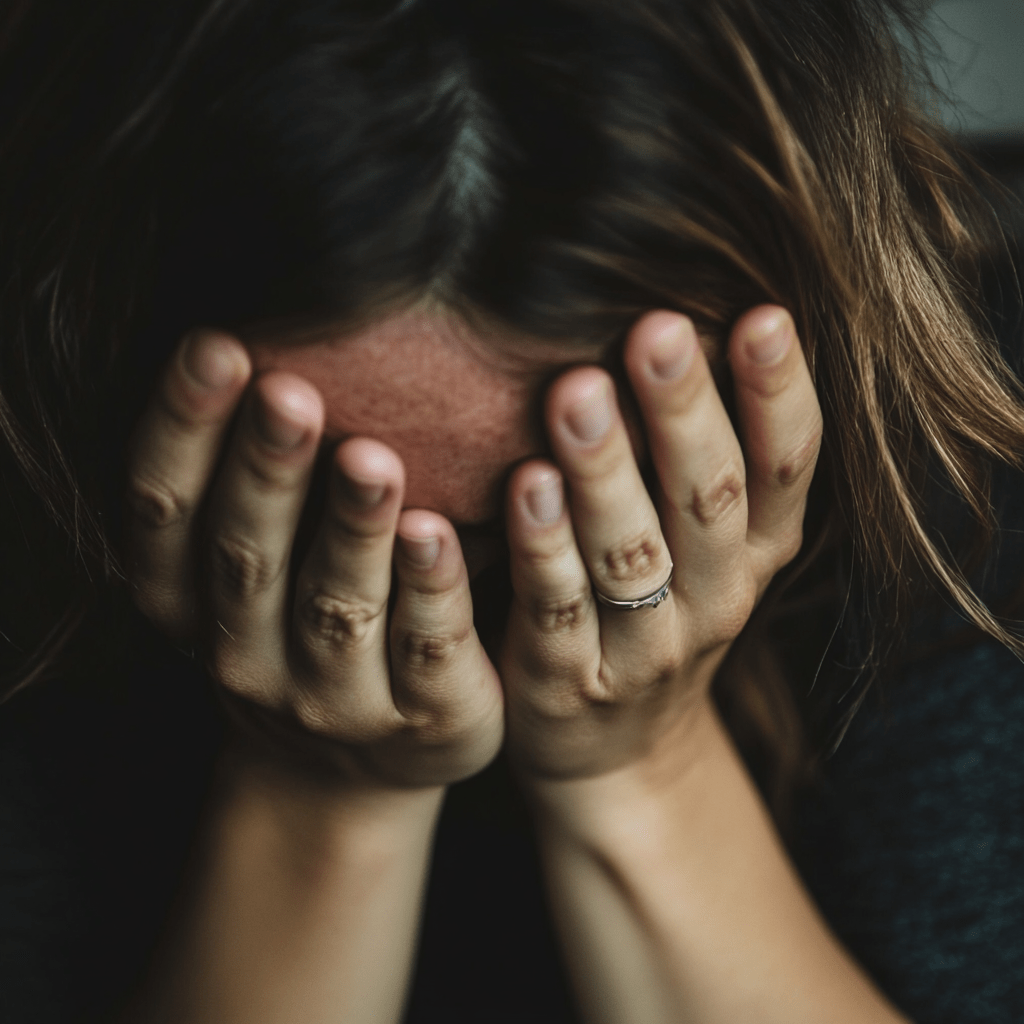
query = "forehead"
(247, 306, 605, 523)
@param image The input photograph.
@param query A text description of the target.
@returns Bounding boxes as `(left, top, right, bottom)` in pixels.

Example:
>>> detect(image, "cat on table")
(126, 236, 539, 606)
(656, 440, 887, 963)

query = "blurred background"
(926, 0, 1023, 138)
(921, 0, 1023, 197)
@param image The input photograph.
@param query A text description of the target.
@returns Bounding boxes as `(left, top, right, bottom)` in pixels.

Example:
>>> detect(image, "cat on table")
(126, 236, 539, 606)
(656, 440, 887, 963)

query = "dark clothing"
(0, 644, 222, 1024)
(794, 640, 1024, 1023)
(1, 627, 1022, 1023)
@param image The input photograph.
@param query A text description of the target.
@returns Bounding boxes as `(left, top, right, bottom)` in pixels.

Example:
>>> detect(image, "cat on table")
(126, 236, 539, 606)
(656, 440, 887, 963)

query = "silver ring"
(593, 563, 674, 611)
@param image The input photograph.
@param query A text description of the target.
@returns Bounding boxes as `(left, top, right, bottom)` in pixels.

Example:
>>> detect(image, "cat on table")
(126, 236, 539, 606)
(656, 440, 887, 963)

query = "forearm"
(124, 747, 444, 1024)
(527, 699, 909, 1024)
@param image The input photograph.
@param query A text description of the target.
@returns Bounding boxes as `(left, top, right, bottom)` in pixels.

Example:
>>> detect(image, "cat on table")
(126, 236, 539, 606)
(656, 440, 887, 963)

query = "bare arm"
(529, 699, 906, 1024)
(126, 754, 444, 1024)
(118, 329, 503, 1023)
(499, 307, 907, 1022)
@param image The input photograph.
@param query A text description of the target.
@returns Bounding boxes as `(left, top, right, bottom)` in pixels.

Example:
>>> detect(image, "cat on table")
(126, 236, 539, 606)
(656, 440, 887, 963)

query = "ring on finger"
(592, 562, 674, 611)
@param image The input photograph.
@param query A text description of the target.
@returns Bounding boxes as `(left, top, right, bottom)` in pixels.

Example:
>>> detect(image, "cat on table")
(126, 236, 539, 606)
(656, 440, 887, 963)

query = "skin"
(246, 305, 620, 579)
(121, 305, 908, 1023)
(246, 306, 571, 525)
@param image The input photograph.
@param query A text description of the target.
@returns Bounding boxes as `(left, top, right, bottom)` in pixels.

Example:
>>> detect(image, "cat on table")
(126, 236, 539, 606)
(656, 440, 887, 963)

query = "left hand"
(499, 306, 821, 784)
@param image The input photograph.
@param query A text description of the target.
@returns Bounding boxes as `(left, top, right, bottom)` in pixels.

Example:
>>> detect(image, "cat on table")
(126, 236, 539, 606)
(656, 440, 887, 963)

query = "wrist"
(218, 685, 455, 799)
(216, 725, 448, 851)
(519, 692, 724, 848)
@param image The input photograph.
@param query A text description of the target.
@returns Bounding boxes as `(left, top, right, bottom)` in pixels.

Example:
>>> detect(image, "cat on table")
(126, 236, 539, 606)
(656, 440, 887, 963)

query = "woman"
(0, 0, 1021, 1021)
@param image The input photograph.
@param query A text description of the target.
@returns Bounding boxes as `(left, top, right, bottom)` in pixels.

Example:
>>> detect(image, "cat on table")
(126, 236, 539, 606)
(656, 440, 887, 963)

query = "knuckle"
(775, 426, 822, 488)
(298, 591, 385, 647)
(689, 465, 745, 526)
(529, 589, 593, 635)
(125, 475, 190, 531)
(395, 623, 473, 672)
(597, 534, 664, 588)
(210, 533, 277, 599)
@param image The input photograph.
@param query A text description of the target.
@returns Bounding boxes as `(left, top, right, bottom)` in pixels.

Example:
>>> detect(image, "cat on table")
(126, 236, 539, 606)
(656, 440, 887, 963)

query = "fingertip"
(248, 372, 325, 452)
(335, 437, 405, 493)
(163, 331, 250, 424)
(255, 371, 325, 428)
(397, 508, 451, 541)
(505, 463, 582, 608)
(509, 461, 565, 530)
(545, 365, 614, 425)
(396, 510, 460, 577)
(180, 329, 251, 392)
(730, 306, 795, 372)
(625, 311, 698, 384)
(397, 532, 440, 570)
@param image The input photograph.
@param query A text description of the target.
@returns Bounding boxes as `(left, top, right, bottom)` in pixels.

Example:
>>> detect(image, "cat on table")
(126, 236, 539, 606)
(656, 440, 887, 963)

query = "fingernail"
(184, 333, 242, 389)
(745, 312, 792, 366)
(255, 396, 306, 449)
(525, 473, 563, 525)
(400, 534, 440, 570)
(565, 382, 611, 444)
(648, 319, 696, 380)
(341, 475, 386, 509)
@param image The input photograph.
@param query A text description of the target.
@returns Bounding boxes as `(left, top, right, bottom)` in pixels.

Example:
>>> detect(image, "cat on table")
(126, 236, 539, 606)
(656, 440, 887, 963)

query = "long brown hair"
(1, 0, 1022, 815)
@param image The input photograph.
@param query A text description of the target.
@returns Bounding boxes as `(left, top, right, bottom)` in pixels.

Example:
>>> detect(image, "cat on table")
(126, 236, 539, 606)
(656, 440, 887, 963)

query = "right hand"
(122, 329, 504, 790)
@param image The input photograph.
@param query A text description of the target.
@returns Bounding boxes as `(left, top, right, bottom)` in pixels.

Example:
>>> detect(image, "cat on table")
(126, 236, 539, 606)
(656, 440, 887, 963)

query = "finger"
(727, 306, 822, 571)
(623, 313, 748, 595)
(545, 368, 673, 609)
(387, 509, 504, 780)
(124, 330, 250, 637)
(504, 460, 601, 689)
(204, 372, 323, 696)
(544, 369, 682, 667)
(290, 438, 404, 731)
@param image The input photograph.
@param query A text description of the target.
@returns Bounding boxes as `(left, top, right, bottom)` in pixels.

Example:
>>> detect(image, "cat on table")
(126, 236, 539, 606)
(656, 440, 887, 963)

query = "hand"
(123, 329, 503, 790)
(500, 306, 821, 785)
